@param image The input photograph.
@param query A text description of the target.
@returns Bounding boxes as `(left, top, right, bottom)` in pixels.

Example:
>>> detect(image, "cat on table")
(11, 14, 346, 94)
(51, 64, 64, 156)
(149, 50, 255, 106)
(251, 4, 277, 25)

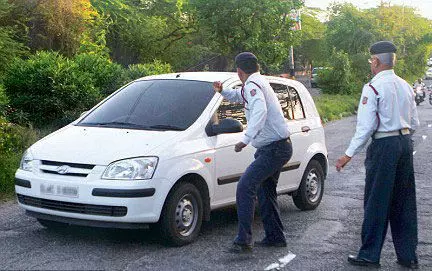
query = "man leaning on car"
(213, 52, 293, 254)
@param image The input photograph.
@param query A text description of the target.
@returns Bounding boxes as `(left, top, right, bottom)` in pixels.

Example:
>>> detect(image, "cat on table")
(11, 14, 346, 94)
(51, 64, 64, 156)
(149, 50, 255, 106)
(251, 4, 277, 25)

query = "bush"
(3, 51, 101, 127)
(124, 60, 172, 82)
(0, 84, 8, 117)
(74, 52, 126, 96)
(318, 49, 358, 95)
(314, 94, 359, 123)
(0, 117, 38, 196)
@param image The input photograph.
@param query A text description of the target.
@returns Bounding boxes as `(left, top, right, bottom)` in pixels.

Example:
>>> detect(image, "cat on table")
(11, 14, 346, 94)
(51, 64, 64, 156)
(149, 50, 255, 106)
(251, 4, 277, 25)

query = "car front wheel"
(159, 182, 203, 246)
(292, 160, 324, 210)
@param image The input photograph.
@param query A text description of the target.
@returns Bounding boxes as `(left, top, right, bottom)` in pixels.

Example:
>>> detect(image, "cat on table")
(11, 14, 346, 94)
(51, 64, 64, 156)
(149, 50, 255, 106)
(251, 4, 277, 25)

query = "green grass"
(313, 94, 360, 123)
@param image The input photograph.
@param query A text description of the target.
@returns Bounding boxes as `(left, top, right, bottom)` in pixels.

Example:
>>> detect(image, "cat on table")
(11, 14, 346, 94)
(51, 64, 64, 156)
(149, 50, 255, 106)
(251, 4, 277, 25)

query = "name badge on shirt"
(250, 89, 256, 96)
(362, 96, 368, 105)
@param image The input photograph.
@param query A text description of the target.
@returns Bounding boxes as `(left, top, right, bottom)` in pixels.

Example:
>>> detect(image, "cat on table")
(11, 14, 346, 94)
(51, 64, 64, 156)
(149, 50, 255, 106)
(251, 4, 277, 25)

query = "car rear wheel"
(159, 182, 203, 246)
(37, 218, 68, 230)
(292, 160, 324, 210)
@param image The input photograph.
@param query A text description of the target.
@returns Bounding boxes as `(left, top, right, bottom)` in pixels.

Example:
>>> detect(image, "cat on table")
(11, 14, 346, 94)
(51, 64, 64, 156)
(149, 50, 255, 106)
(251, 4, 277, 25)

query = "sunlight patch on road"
(264, 252, 296, 270)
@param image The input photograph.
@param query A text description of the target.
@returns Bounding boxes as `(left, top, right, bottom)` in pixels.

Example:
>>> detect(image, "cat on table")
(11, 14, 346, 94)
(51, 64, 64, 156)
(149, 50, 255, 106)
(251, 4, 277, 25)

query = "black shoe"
(347, 254, 380, 268)
(397, 259, 419, 269)
(224, 243, 253, 254)
(254, 239, 287, 247)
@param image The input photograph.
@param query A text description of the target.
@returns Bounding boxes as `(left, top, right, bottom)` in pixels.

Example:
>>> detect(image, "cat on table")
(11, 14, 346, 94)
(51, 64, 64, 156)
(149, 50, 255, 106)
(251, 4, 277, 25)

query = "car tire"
(37, 218, 68, 230)
(159, 182, 203, 246)
(292, 160, 324, 210)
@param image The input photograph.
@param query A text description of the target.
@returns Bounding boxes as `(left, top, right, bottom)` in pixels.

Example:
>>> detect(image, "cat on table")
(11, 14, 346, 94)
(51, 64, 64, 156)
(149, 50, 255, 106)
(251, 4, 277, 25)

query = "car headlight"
(102, 157, 158, 180)
(20, 149, 34, 172)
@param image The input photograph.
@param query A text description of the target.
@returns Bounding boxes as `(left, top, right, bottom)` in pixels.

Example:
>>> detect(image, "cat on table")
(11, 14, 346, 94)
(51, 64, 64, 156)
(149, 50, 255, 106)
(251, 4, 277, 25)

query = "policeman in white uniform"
(213, 52, 292, 253)
(336, 41, 420, 269)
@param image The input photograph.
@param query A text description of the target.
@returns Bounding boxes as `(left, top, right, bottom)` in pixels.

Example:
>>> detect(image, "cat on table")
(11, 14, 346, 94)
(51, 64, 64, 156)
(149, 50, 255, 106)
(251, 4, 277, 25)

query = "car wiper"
(81, 122, 146, 128)
(148, 124, 185, 131)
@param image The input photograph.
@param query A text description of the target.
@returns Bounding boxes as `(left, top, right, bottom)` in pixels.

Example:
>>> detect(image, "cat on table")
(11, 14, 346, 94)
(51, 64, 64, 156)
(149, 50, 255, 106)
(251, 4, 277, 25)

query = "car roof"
(137, 72, 239, 83)
(136, 71, 300, 85)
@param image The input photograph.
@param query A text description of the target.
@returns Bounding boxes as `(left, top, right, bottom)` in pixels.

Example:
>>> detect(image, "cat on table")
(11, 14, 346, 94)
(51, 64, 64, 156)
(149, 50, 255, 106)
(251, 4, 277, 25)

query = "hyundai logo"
(56, 165, 71, 175)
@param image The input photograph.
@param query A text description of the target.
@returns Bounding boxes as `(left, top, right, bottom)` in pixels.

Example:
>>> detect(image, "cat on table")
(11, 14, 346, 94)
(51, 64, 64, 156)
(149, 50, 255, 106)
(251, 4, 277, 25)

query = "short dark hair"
(237, 60, 259, 74)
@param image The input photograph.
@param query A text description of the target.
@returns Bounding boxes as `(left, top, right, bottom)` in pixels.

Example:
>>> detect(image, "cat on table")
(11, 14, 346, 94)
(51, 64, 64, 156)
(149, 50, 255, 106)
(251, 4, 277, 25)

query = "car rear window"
(77, 80, 214, 130)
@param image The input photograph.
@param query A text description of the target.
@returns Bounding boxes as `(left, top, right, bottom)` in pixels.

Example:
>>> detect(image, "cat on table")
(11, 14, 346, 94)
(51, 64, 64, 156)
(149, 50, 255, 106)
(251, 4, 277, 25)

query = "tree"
(191, 0, 305, 73)
(91, 0, 203, 69)
(0, 0, 27, 75)
(368, 4, 432, 82)
(295, 9, 327, 70)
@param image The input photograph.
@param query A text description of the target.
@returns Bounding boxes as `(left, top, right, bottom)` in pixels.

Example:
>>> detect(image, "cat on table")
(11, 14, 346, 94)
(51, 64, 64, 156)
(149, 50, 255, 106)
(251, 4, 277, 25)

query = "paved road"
(0, 97, 431, 270)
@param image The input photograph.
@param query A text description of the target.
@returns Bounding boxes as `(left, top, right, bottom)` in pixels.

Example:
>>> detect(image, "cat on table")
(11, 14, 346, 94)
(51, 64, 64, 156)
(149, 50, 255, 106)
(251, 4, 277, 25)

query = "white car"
(15, 72, 328, 246)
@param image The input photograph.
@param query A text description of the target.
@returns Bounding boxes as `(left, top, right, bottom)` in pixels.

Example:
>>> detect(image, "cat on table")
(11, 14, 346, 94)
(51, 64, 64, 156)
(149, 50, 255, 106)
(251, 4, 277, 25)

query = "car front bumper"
(15, 169, 170, 224)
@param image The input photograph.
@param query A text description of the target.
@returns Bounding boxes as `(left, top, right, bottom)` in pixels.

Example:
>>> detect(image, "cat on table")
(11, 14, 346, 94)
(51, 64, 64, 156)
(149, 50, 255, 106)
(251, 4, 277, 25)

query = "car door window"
(271, 83, 305, 120)
(216, 86, 247, 126)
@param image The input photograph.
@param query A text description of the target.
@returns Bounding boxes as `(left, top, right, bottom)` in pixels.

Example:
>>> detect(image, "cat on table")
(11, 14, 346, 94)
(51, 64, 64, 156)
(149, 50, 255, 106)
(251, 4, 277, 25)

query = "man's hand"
(235, 142, 247, 152)
(213, 81, 223, 93)
(336, 155, 351, 172)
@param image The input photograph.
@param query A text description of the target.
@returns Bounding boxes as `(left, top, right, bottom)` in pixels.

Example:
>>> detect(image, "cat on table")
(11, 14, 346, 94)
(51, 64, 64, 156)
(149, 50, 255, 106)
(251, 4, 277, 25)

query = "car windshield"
(77, 79, 214, 131)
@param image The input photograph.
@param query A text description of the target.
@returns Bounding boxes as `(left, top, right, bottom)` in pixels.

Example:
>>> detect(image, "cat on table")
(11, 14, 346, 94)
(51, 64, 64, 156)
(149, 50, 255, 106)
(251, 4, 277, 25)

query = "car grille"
(40, 160, 95, 178)
(17, 194, 127, 217)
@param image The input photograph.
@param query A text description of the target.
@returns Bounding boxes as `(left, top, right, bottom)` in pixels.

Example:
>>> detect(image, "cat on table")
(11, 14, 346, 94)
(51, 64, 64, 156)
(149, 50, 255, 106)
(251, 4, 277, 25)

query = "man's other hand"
(336, 155, 351, 172)
(235, 142, 247, 152)
(213, 81, 223, 93)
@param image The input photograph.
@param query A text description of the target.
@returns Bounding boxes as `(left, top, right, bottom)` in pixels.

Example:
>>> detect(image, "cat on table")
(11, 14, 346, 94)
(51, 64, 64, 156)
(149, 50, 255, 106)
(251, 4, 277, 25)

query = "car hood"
(30, 125, 179, 165)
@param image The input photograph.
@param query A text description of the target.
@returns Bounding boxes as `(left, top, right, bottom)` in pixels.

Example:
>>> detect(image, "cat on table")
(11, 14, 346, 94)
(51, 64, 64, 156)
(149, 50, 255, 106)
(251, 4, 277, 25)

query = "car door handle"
(301, 126, 311, 133)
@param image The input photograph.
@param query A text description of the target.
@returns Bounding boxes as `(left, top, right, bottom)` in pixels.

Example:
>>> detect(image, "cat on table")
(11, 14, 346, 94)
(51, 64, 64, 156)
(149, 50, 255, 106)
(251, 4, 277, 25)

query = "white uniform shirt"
(345, 69, 420, 157)
(221, 72, 290, 148)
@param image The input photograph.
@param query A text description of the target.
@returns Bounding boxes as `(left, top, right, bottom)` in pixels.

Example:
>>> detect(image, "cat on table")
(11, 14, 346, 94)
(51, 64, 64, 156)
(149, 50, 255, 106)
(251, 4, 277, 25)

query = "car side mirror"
(206, 118, 243, 136)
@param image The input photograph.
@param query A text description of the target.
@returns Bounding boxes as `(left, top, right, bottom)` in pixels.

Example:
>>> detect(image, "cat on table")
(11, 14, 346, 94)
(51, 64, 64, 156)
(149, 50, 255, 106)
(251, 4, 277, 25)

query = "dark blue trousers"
(358, 134, 418, 263)
(234, 138, 292, 246)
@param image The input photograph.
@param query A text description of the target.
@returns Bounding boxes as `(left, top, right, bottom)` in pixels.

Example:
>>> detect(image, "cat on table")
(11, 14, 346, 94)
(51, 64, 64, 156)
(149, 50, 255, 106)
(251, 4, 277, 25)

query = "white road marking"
(264, 252, 296, 270)
(422, 135, 427, 140)
(278, 253, 296, 267)
(264, 263, 280, 270)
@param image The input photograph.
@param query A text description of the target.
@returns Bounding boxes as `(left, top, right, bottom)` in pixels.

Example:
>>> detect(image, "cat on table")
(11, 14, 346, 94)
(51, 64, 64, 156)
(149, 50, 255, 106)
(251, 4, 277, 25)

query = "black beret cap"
(370, 41, 397, 54)
(235, 52, 257, 65)
(235, 52, 258, 73)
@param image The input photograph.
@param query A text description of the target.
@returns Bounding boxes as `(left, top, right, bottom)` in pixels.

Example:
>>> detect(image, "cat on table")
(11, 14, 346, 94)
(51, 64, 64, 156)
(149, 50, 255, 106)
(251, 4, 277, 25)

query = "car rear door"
(269, 80, 311, 191)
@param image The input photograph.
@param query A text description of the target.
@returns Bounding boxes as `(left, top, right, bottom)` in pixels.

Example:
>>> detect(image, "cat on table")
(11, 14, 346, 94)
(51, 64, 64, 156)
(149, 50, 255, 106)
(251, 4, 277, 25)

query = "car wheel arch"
(310, 153, 328, 178)
(164, 173, 211, 222)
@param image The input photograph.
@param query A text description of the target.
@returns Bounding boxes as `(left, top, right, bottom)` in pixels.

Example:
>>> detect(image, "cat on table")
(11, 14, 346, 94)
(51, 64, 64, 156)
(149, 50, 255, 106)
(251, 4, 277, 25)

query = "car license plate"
(40, 184, 79, 198)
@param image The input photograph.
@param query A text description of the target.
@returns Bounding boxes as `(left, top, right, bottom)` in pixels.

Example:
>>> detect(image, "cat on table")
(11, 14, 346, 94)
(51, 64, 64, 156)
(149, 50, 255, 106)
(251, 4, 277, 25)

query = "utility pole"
(289, 8, 301, 78)
(289, 46, 295, 77)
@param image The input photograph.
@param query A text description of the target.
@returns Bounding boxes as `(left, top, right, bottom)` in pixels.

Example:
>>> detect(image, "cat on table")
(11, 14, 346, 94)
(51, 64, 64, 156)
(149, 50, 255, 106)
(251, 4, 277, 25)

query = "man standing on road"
(336, 41, 420, 269)
(213, 52, 292, 254)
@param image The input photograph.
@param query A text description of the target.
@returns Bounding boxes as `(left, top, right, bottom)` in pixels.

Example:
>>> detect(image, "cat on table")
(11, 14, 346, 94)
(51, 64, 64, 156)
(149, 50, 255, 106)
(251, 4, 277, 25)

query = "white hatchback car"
(15, 72, 328, 246)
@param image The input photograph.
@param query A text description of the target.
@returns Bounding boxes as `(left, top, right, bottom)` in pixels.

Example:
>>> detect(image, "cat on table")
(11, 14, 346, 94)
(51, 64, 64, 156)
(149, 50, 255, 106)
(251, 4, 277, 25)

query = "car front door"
(210, 86, 255, 207)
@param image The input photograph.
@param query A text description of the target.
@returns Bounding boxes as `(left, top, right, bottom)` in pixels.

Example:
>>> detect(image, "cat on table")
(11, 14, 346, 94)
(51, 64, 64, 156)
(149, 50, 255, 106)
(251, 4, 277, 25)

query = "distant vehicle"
(310, 67, 324, 88)
(425, 67, 432, 80)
